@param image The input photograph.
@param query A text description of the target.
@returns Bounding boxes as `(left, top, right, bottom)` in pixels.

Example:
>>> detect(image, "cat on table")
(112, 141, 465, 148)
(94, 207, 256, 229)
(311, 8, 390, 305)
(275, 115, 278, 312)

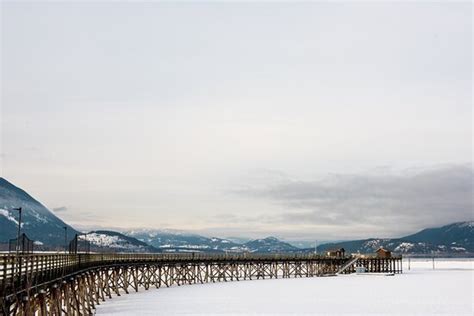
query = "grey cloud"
(235, 165, 473, 236)
(52, 206, 68, 212)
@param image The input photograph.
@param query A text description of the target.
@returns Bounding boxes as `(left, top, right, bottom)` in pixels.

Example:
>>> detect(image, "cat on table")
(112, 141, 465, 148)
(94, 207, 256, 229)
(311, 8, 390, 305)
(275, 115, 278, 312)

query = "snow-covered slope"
(83, 231, 158, 253)
(242, 237, 300, 253)
(403, 221, 474, 250)
(125, 229, 241, 252)
(317, 221, 474, 255)
(0, 178, 79, 246)
(125, 230, 301, 253)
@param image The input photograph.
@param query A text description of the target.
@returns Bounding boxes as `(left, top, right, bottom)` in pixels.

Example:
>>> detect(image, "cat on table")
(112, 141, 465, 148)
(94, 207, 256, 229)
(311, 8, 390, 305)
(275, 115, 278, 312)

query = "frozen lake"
(95, 259, 473, 315)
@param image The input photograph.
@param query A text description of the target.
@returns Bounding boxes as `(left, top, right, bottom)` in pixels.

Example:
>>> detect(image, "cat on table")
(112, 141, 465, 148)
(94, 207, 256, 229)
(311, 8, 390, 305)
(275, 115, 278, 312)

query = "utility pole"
(12, 207, 22, 285)
(64, 226, 68, 254)
(84, 232, 89, 254)
(12, 207, 22, 254)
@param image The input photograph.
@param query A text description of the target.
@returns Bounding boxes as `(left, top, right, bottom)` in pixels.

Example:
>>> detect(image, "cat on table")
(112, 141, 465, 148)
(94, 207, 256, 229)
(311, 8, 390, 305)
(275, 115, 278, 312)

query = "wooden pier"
(0, 253, 402, 315)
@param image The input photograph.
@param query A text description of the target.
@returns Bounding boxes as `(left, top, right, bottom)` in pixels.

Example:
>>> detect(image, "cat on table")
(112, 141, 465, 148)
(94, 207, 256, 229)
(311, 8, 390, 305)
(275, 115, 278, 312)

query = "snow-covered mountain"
(403, 221, 474, 250)
(241, 237, 300, 253)
(125, 229, 242, 252)
(0, 178, 301, 253)
(83, 230, 158, 253)
(316, 221, 474, 255)
(125, 229, 301, 253)
(0, 177, 79, 247)
(1, 177, 472, 255)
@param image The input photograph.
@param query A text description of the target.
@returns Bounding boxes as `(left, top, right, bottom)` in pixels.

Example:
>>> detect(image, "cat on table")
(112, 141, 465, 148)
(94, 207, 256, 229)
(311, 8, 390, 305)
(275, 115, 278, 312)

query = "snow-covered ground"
(95, 259, 473, 315)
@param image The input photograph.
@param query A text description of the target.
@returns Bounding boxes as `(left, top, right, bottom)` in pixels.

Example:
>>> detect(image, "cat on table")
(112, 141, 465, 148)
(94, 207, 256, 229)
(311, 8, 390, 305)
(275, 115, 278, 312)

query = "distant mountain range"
(82, 230, 158, 253)
(126, 229, 241, 252)
(126, 229, 300, 253)
(0, 177, 473, 255)
(316, 222, 474, 255)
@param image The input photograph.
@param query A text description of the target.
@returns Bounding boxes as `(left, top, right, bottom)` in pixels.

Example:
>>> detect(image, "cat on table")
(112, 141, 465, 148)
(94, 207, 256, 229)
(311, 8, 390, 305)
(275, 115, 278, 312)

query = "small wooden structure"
(376, 247, 391, 258)
(326, 248, 345, 258)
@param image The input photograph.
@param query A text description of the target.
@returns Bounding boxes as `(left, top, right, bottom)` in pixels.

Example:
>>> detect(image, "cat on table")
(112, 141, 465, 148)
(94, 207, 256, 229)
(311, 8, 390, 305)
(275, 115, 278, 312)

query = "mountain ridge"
(315, 221, 474, 255)
(83, 230, 159, 253)
(0, 177, 79, 246)
(1, 177, 472, 254)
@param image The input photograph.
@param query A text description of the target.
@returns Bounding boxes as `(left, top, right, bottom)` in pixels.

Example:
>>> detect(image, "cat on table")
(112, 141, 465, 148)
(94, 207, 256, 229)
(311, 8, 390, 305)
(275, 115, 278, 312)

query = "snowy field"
(95, 259, 473, 315)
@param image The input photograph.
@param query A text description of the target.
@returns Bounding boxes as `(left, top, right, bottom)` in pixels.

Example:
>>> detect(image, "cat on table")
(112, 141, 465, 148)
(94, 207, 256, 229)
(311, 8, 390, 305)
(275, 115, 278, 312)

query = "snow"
(178, 245, 208, 249)
(160, 244, 210, 249)
(456, 221, 474, 229)
(0, 208, 19, 225)
(80, 233, 121, 247)
(80, 233, 146, 250)
(394, 242, 414, 252)
(30, 210, 48, 223)
(95, 259, 473, 315)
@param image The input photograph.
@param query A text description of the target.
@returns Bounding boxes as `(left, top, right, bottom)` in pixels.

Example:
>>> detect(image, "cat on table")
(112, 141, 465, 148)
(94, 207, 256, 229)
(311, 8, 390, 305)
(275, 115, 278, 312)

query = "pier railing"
(0, 252, 402, 315)
(0, 253, 326, 282)
(0, 252, 401, 297)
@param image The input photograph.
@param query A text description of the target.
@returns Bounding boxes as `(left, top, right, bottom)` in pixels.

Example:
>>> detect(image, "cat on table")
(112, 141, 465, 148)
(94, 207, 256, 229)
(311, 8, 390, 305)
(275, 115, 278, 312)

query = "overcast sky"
(1, 1, 472, 241)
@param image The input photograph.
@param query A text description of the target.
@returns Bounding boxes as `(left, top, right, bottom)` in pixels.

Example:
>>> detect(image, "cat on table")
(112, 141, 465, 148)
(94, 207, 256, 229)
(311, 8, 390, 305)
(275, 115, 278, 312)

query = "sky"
(1, 1, 472, 241)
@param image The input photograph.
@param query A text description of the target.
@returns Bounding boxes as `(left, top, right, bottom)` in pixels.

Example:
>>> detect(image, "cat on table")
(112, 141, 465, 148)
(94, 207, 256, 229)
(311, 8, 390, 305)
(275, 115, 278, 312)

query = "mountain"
(125, 229, 300, 253)
(316, 221, 474, 255)
(2, 177, 471, 255)
(83, 230, 159, 253)
(403, 222, 474, 250)
(225, 237, 252, 244)
(125, 229, 242, 252)
(0, 177, 79, 247)
(242, 237, 300, 253)
(0, 178, 301, 253)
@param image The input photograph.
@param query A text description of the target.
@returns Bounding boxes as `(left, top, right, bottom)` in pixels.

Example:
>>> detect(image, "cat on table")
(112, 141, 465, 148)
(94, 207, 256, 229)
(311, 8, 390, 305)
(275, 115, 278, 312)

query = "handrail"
(336, 257, 359, 274)
(0, 253, 348, 292)
(0, 252, 402, 299)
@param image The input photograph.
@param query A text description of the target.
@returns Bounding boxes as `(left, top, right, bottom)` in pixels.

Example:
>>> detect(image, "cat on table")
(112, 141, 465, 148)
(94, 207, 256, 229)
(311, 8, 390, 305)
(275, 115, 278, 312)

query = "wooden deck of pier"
(0, 253, 402, 315)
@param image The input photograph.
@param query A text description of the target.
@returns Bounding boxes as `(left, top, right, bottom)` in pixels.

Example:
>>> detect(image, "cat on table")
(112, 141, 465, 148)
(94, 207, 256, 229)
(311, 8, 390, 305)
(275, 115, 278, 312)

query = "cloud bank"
(234, 165, 473, 238)
(52, 206, 68, 213)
